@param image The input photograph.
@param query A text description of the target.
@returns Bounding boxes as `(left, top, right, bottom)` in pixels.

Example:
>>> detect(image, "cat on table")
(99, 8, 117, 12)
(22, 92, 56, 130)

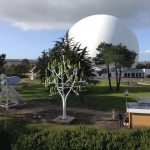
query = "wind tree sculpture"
(0, 74, 21, 110)
(45, 55, 86, 120)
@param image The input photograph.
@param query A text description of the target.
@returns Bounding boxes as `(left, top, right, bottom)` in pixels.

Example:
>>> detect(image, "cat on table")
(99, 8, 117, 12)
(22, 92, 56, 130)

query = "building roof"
(127, 97, 150, 114)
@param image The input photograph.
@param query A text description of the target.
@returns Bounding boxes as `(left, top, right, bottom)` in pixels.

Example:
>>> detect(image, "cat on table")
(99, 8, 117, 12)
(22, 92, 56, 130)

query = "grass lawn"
(14, 77, 150, 112)
(13, 78, 48, 99)
(0, 113, 93, 132)
(0, 77, 150, 133)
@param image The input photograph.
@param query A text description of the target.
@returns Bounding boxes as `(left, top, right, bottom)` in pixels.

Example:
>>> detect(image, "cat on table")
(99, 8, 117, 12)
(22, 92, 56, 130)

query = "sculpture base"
(53, 116, 75, 124)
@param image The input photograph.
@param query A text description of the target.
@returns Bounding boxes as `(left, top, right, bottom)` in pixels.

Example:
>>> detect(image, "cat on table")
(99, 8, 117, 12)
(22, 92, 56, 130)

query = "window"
(131, 73, 135, 77)
(128, 73, 130, 77)
(124, 73, 127, 77)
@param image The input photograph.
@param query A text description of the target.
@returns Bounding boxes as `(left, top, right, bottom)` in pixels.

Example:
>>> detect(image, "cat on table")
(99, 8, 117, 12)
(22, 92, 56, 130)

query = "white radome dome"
(69, 14, 139, 63)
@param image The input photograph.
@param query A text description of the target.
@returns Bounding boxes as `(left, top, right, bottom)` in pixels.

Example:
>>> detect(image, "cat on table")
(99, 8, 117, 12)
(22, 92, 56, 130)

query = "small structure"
(30, 66, 36, 80)
(0, 74, 21, 110)
(127, 97, 150, 128)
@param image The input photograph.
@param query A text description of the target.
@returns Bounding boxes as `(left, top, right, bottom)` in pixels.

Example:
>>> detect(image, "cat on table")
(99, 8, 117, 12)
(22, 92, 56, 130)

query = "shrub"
(12, 127, 150, 150)
(13, 129, 49, 150)
(0, 129, 11, 150)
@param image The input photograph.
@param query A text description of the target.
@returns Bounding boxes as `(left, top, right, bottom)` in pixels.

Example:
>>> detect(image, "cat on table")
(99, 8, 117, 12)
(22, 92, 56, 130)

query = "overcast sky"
(0, 0, 150, 61)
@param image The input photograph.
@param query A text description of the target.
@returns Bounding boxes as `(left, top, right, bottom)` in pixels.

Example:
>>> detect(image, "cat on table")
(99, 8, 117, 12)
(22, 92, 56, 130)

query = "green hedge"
(0, 129, 11, 150)
(13, 127, 150, 150)
(0, 126, 150, 150)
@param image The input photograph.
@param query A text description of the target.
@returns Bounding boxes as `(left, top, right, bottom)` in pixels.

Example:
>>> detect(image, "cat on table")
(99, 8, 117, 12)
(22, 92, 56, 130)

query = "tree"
(136, 63, 145, 69)
(36, 32, 93, 83)
(96, 43, 113, 90)
(0, 54, 6, 74)
(4, 59, 30, 76)
(45, 55, 85, 120)
(136, 62, 150, 69)
(36, 50, 49, 83)
(5, 64, 15, 76)
(49, 32, 93, 79)
(97, 43, 137, 91)
(21, 59, 30, 73)
(111, 44, 137, 90)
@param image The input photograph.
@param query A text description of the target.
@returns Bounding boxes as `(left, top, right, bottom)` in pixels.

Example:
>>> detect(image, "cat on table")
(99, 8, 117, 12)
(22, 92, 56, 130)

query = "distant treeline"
(136, 62, 150, 69)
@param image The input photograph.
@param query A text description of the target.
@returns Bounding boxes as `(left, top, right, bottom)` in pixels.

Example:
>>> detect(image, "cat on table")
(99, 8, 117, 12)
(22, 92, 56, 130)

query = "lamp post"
(124, 89, 129, 113)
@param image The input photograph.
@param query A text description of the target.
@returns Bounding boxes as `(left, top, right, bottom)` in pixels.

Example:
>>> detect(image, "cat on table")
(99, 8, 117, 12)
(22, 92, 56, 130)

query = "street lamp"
(124, 89, 129, 113)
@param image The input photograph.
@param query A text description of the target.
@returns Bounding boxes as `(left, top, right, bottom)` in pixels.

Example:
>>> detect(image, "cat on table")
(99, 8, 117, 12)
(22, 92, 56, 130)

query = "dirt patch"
(0, 99, 121, 130)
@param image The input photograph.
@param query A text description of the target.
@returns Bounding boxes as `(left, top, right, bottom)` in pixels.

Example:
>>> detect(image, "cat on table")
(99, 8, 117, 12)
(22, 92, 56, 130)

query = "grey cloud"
(0, 0, 150, 30)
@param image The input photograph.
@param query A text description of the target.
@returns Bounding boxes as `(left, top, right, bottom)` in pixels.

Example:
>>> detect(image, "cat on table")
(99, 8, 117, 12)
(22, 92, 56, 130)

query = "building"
(95, 68, 150, 78)
(127, 97, 150, 128)
(69, 14, 139, 62)
(69, 15, 142, 78)
(122, 68, 144, 78)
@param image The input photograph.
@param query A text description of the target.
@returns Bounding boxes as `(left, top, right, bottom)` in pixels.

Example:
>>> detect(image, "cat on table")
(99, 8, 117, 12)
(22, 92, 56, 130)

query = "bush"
(12, 127, 150, 150)
(0, 126, 149, 150)
(0, 129, 11, 150)
(13, 130, 49, 150)
(145, 74, 150, 78)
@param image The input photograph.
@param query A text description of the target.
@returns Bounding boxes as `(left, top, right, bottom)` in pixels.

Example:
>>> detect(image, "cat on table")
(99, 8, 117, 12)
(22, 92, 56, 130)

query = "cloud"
(140, 50, 150, 54)
(139, 50, 150, 61)
(0, 0, 150, 30)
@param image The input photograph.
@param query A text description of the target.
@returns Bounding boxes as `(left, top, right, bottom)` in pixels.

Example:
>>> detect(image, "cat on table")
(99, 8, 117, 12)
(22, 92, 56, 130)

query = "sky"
(0, 0, 150, 61)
